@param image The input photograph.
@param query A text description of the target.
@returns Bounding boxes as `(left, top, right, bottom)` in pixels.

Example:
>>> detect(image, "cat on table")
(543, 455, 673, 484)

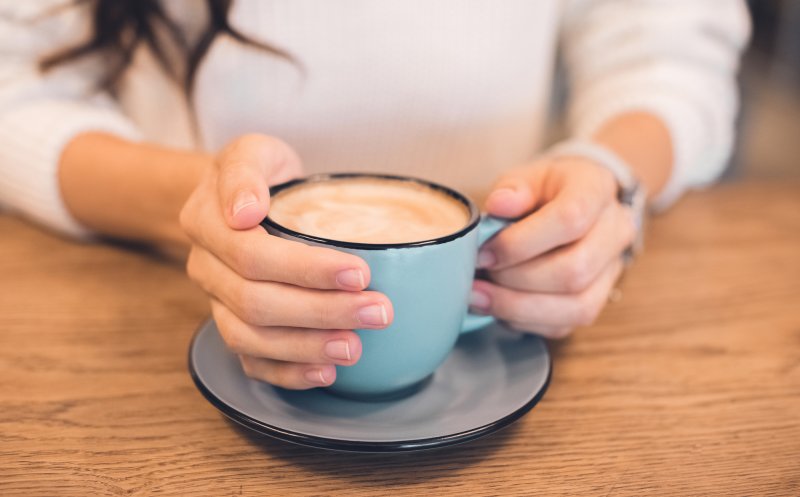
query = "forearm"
(591, 111, 673, 201)
(59, 132, 212, 257)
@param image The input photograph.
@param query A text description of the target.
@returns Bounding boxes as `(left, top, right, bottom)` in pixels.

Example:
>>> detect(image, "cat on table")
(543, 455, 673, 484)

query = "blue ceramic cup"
(262, 173, 508, 399)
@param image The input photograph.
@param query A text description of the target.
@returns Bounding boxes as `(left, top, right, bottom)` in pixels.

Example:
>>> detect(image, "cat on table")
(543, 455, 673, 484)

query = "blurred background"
(735, 0, 800, 180)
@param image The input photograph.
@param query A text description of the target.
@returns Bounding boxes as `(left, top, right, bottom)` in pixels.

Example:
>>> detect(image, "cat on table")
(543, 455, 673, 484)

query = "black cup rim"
(261, 173, 481, 250)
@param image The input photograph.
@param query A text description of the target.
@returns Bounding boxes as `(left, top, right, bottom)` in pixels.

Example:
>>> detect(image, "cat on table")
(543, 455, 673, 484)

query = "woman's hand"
(180, 134, 393, 389)
(470, 156, 636, 338)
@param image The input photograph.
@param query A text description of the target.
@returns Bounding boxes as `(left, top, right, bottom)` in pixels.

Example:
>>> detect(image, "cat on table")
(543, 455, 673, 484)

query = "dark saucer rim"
(188, 319, 552, 453)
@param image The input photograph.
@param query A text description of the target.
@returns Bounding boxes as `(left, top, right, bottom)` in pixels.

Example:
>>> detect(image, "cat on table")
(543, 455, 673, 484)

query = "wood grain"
(1, 181, 798, 496)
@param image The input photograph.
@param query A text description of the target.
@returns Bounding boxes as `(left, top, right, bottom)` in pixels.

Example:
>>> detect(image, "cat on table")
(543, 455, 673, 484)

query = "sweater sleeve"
(560, 0, 751, 210)
(0, 1, 142, 238)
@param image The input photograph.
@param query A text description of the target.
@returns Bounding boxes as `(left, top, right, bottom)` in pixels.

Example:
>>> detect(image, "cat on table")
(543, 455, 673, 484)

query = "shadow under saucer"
(189, 319, 551, 452)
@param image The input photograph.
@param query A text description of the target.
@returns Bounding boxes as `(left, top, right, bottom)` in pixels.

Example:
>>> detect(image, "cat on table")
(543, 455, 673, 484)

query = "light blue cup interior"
(262, 173, 508, 400)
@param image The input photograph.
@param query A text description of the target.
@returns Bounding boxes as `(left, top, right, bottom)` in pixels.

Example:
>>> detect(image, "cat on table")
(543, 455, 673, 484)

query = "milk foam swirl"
(268, 178, 470, 244)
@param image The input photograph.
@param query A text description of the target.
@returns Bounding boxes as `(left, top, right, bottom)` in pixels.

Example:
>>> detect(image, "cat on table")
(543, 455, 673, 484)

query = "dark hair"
(40, 0, 292, 97)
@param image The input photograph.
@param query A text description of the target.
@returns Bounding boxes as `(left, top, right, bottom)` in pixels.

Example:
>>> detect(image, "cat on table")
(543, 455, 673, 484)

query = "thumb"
(216, 134, 302, 230)
(484, 166, 540, 218)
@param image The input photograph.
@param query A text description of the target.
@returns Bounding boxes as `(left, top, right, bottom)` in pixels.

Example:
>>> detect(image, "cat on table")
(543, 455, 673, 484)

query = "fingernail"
(336, 269, 366, 290)
(477, 249, 497, 269)
(357, 304, 388, 327)
(324, 340, 352, 361)
(304, 368, 331, 386)
(469, 289, 491, 311)
(232, 191, 258, 217)
(488, 187, 516, 204)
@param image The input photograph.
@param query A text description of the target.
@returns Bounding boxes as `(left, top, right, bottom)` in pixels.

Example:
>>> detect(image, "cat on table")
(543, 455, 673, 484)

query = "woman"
(0, 1, 749, 389)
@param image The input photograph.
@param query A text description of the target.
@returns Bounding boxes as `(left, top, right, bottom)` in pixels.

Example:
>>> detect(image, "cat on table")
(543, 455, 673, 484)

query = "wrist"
(590, 111, 673, 199)
(545, 139, 647, 261)
(152, 150, 212, 257)
(60, 133, 212, 257)
(546, 139, 642, 194)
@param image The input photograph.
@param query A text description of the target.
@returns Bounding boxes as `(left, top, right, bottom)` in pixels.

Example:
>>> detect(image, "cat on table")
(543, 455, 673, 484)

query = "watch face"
(617, 182, 647, 264)
(619, 182, 640, 206)
(628, 184, 647, 256)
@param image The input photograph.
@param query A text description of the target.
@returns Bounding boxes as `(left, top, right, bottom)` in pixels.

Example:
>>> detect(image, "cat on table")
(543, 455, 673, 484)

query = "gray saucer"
(189, 319, 551, 452)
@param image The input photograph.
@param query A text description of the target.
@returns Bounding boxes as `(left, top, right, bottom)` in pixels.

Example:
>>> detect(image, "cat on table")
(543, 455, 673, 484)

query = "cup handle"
(460, 216, 512, 333)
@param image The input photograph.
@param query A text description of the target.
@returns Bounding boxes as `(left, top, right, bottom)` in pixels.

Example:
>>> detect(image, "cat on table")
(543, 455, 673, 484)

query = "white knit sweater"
(0, 0, 750, 238)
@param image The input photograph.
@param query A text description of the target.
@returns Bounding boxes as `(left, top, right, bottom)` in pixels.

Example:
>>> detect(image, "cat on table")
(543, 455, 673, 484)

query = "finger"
(483, 165, 545, 218)
(184, 191, 370, 290)
(480, 163, 616, 270)
(470, 258, 623, 329)
(490, 203, 635, 293)
(216, 134, 303, 230)
(212, 299, 362, 365)
(188, 247, 393, 329)
(239, 355, 336, 389)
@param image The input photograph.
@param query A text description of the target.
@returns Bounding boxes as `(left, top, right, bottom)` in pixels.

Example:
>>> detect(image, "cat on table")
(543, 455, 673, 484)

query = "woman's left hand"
(470, 156, 637, 339)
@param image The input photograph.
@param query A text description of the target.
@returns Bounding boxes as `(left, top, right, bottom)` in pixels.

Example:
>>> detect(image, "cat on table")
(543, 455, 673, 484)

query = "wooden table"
(1, 181, 798, 496)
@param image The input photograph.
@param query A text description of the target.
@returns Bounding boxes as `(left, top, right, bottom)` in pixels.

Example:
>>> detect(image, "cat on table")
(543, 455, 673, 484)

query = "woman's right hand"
(180, 134, 394, 389)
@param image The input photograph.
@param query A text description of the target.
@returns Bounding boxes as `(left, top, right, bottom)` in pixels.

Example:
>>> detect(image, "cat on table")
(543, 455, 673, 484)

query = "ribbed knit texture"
(0, 0, 750, 236)
(562, 0, 749, 210)
(0, 101, 141, 238)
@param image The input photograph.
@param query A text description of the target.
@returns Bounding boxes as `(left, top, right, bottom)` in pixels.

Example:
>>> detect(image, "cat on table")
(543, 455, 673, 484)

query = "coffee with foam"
(268, 177, 471, 244)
